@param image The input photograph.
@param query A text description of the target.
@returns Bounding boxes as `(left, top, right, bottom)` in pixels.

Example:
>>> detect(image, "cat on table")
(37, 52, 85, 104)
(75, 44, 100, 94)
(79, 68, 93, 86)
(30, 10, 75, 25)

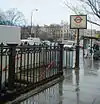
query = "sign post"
(70, 15, 87, 69)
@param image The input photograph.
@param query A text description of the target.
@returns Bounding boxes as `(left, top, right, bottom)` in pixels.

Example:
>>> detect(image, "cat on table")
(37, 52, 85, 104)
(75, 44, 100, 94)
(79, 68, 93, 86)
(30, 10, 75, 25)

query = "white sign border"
(70, 15, 87, 29)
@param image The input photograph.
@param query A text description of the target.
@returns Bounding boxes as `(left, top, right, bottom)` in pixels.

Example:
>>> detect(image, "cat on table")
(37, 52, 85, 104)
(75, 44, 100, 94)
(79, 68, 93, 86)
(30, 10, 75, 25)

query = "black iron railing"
(0, 43, 74, 102)
(63, 47, 74, 69)
(0, 43, 64, 99)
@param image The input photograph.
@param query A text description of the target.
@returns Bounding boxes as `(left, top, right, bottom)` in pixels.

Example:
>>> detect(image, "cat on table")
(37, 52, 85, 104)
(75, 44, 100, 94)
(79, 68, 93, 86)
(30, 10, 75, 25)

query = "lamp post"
(30, 8, 38, 36)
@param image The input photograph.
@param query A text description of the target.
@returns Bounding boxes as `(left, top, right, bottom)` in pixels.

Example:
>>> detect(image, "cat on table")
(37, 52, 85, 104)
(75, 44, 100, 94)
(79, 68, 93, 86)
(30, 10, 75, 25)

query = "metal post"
(59, 44, 64, 74)
(7, 44, 18, 91)
(91, 24, 92, 55)
(30, 9, 38, 37)
(83, 37, 85, 57)
(0, 43, 3, 91)
(75, 70, 80, 104)
(31, 11, 33, 35)
(75, 29, 80, 69)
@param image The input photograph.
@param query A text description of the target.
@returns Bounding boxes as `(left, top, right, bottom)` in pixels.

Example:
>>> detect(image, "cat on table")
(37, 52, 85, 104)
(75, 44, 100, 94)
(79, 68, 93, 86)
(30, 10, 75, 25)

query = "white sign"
(70, 15, 87, 29)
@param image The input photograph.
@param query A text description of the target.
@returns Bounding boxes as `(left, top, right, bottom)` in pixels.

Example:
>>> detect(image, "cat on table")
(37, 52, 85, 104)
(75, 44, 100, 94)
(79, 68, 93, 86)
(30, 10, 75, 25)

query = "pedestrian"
(93, 43, 96, 50)
(93, 43, 99, 52)
(85, 44, 91, 58)
(84, 44, 88, 58)
(95, 44, 99, 51)
(88, 45, 91, 58)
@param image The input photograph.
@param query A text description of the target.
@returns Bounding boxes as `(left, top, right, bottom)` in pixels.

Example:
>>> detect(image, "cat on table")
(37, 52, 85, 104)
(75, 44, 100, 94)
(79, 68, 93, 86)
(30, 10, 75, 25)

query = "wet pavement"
(19, 50, 100, 104)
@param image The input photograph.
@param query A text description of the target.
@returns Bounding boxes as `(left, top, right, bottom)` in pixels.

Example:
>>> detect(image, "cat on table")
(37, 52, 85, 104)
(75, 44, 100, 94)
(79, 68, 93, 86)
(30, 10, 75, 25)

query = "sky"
(0, 0, 100, 30)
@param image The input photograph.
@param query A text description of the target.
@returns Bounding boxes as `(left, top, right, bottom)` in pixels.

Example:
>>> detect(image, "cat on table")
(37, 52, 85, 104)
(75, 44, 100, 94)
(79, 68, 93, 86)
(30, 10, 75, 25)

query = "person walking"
(85, 44, 91, 58)
(84, 44, 88, 58)
(87, 45, 91, 58)
(93, 43, 99, 52)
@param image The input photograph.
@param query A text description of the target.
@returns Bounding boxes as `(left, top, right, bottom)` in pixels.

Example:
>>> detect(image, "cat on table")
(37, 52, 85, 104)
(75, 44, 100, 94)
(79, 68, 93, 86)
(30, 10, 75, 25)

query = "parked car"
(42, 40, 51, 46)
(21, 37, 41, 45)
(64, 41, 75, 48)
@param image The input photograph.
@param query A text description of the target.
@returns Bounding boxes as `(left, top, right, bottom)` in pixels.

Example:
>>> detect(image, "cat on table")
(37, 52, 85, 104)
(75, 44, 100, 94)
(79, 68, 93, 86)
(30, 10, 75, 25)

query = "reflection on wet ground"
(83, 58, 100, 76)
(20, 82, 63, 104)
(19, 51, 100, 104)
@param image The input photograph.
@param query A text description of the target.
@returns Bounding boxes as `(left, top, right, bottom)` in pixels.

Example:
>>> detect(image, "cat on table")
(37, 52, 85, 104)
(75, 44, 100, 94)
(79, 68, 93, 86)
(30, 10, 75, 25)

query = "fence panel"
(0, 44, 9, 91)
(63, 47, 74, 69)
(10, 43, 62, 92)
(0, 43, 74, 101)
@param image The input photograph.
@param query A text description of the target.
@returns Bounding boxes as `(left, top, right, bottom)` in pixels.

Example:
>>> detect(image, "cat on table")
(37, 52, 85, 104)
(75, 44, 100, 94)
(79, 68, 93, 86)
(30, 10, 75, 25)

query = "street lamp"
(30, 8, 38, 36)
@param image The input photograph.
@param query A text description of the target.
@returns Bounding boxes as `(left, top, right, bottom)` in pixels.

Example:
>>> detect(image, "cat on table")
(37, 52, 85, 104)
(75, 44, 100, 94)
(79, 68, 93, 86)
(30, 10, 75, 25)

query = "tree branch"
(87, 0, 100, 18)
(87, 19, 100, 26)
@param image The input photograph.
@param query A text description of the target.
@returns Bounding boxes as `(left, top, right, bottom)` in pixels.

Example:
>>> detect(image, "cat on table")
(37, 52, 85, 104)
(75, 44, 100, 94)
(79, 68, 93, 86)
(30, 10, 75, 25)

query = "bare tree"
(5, 8, 26, 26)
(0, 8, 26, 26)
(63, 0, 100, 25)
(39, 31, 48, 40)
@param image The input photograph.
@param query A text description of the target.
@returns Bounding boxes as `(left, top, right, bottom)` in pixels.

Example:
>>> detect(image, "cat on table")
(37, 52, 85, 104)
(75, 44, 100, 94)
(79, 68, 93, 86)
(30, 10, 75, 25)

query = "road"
(10, 49, 100, 104)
